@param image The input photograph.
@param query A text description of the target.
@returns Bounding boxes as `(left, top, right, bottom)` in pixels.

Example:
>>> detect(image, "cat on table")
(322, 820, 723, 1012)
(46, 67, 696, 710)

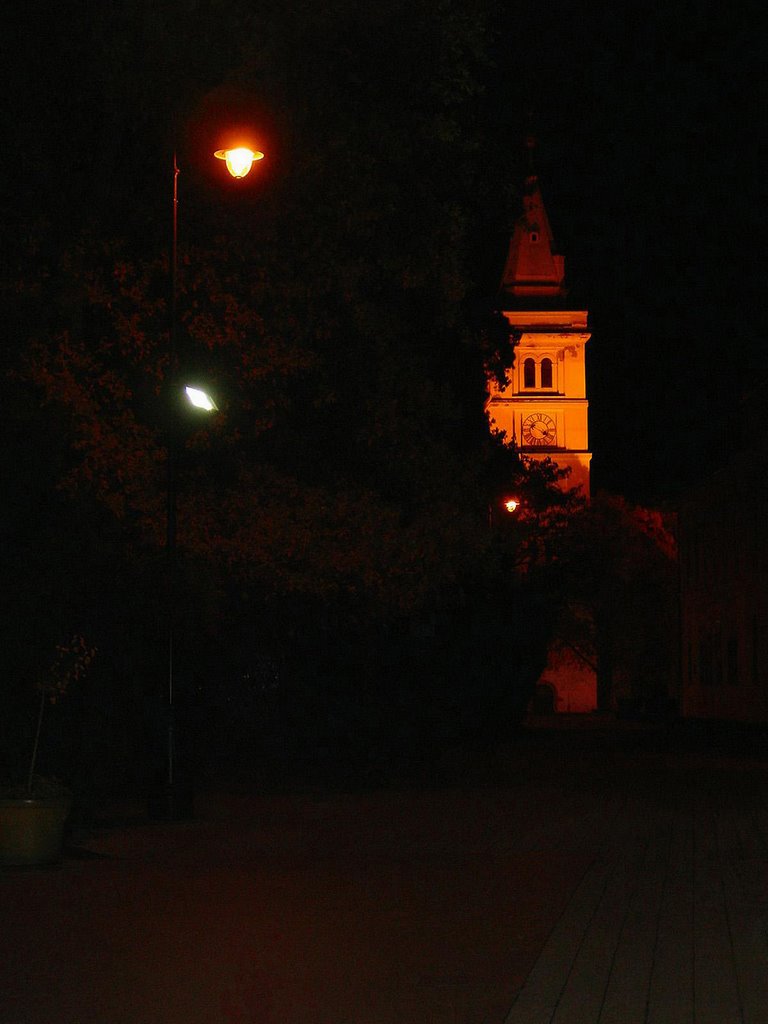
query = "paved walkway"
(2, 719, 768, 1023)
(503, 732, 768, 1023)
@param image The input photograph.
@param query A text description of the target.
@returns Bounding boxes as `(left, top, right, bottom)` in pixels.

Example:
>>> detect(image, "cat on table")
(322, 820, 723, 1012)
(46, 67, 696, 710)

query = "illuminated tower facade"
(486, 165, 591, 495)
(488, 154, 597, 714)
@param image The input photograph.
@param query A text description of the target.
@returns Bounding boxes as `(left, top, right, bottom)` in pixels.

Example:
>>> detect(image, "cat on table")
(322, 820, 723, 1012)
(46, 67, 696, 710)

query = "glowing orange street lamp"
(214, 146, 264, 179)
(489, 496, 521, 528)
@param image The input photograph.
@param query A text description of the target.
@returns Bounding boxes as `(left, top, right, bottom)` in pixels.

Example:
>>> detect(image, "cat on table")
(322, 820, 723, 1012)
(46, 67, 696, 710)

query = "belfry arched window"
(541, 358, 553, 389)
(523, 358, 536, 389)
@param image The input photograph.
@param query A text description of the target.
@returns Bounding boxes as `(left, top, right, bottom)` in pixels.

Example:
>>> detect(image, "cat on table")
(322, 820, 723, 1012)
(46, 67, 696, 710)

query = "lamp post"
(155, 145, 263, 820)
(160, 380, 218, 820)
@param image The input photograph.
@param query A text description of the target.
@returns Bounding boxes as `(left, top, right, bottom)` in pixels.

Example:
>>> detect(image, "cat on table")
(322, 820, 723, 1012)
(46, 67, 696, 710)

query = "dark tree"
(6, 1, 577, 774)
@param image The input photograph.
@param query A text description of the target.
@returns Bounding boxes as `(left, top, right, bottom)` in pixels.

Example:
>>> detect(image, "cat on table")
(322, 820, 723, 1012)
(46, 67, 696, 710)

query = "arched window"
(523, 358, 535, 389)
(541, 358, 553, 389)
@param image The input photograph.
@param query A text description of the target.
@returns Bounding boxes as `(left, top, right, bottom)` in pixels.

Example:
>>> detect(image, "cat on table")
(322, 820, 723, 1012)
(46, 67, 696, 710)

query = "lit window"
(541, 358, 553, 389)
(523, 358, 535, 389)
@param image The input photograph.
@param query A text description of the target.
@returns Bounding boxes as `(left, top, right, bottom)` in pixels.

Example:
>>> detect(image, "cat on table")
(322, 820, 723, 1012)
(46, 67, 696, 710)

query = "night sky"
(4, 3, 766, 506)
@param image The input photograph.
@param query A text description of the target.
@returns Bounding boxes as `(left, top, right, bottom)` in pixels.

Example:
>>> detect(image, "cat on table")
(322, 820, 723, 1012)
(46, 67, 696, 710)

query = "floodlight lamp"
(184, 386, 218, 412)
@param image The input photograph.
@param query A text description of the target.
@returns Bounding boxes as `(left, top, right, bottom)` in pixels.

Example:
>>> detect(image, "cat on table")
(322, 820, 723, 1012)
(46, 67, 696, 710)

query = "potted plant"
(0, 635, 96, 866)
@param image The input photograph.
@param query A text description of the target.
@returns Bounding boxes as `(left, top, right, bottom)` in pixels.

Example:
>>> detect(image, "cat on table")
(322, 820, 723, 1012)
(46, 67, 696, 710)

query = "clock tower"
(487, 150, 597, 714)
(486, 158, 591, 495)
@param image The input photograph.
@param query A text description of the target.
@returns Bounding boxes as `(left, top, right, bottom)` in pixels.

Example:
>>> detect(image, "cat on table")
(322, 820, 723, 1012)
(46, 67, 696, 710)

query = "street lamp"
(162, 381, 218, 820)
(184, 385, 218, 412)
(157, 145, 262, 819)
(488, 496, 522, 528)
(214, 146, 264, 179)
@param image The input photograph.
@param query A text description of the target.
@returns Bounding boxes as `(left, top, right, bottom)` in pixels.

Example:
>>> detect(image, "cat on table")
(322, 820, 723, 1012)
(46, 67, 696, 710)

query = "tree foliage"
(555, 493, 679, 707)
(18, 0, 522, 620)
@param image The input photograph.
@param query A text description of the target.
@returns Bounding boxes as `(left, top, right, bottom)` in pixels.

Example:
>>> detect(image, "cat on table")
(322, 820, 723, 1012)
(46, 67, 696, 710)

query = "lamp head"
(184, 386, 218, 412)
(214, 146, 264, 179)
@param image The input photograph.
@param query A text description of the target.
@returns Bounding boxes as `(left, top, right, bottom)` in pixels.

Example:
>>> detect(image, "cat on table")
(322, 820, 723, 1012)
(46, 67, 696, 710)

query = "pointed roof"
(500, 139, 566, 302)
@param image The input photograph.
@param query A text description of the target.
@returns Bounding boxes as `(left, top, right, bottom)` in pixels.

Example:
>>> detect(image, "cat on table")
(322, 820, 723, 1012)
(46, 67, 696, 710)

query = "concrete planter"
(0, 793, 72, 866)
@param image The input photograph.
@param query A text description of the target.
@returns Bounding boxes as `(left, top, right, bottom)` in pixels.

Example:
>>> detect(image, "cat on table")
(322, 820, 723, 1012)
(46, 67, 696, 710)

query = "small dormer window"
(530, 231, 539, 243)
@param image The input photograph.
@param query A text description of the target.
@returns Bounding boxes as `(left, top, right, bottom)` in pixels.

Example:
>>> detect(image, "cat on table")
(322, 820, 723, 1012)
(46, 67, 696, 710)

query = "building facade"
(678, 401, 768, 721)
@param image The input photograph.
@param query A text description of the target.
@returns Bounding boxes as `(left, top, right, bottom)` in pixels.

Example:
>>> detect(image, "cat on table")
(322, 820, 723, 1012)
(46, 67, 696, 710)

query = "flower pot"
(0, 793, 73, 866)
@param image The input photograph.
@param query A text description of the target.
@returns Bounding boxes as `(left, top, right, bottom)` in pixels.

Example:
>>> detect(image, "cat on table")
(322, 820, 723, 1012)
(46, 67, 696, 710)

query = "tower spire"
(500, 138, 566, 301)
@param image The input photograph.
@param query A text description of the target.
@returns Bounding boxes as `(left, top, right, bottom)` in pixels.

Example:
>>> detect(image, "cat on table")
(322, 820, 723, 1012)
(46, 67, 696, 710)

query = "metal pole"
(165, 153, 180, 811)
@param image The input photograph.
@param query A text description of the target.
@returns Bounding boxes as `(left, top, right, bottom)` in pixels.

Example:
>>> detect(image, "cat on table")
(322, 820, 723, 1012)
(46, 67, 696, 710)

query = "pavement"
(2, 716, 768, 1023)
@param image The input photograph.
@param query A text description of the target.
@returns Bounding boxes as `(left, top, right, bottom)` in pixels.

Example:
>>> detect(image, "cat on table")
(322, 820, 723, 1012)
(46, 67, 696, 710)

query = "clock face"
(522, 412, 557, 447)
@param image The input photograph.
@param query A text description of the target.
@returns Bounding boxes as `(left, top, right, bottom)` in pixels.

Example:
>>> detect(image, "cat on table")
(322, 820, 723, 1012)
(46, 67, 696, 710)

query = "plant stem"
(27, 690, 46, 795)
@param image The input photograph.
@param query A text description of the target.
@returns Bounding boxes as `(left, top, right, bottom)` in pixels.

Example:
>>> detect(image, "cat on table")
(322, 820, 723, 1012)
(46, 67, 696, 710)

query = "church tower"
(486, 145, 592, 496)
(488, 144, 597, 715)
